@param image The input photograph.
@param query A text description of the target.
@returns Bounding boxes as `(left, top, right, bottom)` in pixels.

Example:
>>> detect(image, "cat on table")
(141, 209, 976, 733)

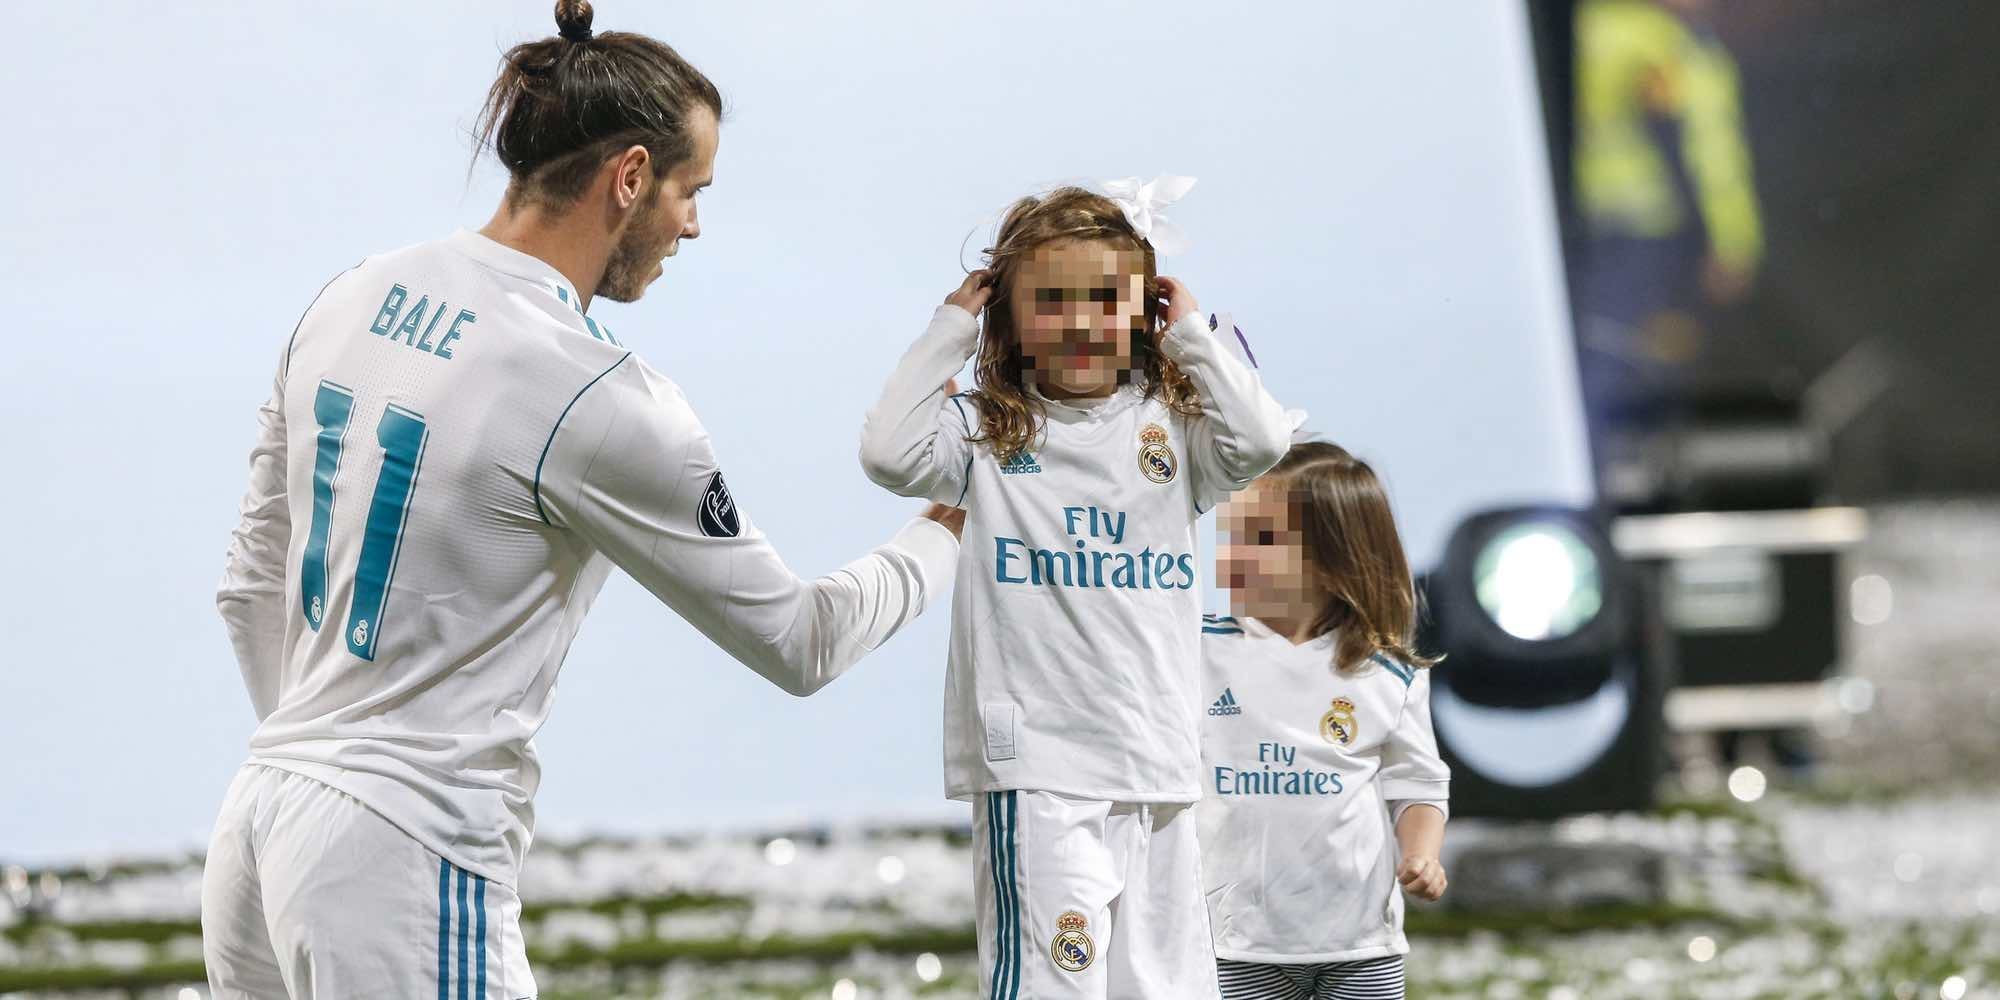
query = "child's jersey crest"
(1138, 423, 1177, 484)
(1320, 696, 1359, 746)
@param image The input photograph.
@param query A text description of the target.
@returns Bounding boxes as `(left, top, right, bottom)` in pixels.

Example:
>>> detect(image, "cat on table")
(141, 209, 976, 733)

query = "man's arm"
(1681, 38, 1763, 299)
(215, 352, 292, 721)
(539, 357, 960, 696)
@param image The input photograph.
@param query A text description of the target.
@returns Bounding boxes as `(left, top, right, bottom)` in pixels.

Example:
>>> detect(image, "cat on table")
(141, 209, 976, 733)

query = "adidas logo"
(998, 451, 1043, 475)
(1208, 688, 1243, 717)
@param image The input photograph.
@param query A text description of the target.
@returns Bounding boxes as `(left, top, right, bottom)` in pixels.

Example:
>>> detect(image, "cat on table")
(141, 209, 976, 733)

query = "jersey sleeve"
(538, 356, 959, 696)
(215, 346, 293, 722)
(858, 304, 978, 505)
(1381, 669, 1451, 820)
(1161, 312, 1292, 514)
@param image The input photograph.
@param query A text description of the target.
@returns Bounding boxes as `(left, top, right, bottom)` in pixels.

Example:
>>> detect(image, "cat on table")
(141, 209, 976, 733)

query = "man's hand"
(1397, 855, 1447, 902)
(921, 503, 966, 538)
(945, 270, 994, 315)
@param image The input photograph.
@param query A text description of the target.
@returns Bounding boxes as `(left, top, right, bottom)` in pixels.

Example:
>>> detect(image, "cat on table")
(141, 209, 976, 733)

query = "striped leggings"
(1217, 955, 1405, 1000)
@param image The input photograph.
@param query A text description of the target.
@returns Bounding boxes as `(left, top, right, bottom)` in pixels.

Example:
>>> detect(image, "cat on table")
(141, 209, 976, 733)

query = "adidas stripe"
(986, 792, 1021, 1000)
(437, 860, 487, 999)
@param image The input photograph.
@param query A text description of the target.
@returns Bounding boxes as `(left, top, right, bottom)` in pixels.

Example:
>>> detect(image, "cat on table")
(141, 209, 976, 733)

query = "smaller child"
(1198, 441, 1448, 1000)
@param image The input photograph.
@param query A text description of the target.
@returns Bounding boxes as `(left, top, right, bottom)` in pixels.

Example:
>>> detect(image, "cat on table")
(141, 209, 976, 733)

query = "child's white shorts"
(200, 763, 535, 999)
(974, 789, 1219, 999)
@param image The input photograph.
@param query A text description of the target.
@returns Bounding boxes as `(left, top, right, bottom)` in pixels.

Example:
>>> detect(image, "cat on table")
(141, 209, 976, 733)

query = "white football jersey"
(1195, 614, 1450, 963)
(859, 306, 1291, 801)
(217, 230, 957, 887)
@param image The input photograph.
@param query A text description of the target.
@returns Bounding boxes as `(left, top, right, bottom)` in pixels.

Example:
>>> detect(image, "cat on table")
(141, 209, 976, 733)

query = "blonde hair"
(967, 187, 1203, 461)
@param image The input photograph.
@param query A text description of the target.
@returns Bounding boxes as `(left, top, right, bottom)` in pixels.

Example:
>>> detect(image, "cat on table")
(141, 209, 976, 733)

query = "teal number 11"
(299, 380, 429, 662)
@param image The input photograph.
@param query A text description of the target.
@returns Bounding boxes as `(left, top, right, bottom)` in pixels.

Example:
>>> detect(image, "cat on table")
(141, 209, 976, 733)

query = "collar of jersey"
(1027, 381, 1147, 423)
(1239, 614, 1339, 651)
(445, 229, 585, 306)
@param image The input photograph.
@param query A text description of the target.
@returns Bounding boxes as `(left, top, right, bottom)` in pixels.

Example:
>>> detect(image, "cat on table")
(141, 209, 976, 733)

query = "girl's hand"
(1397, 856, 1447, 902)
(1155, 275, 1199, 327)
(945, 270, 994, 314)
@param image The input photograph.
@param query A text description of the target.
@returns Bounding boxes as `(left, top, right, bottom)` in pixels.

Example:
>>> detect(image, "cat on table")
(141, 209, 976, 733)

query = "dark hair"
(473, 0, 723, 206)
(968, 186, 1203, 461)
(1268, 441, 1439, 675)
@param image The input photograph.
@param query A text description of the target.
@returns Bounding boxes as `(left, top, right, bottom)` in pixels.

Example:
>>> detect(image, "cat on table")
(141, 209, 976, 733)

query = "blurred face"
(1010, 240, 1147, 398)
(1217, 477, 1322, 625)
(599, 106, 717, 303)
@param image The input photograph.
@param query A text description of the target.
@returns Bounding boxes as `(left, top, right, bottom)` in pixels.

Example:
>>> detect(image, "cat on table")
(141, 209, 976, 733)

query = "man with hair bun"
(200, 4, 962, 995)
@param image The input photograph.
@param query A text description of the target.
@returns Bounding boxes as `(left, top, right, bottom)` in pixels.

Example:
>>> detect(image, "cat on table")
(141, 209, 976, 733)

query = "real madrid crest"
(1138, 423, 1177, 484)
(1051, 910, 1095, 972)
(1319, 697, 1358, 746)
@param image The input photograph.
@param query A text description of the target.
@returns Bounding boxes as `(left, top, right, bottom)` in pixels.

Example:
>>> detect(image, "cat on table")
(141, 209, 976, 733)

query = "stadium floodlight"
(1428, 508, 1629, 706)
(1418, 506, 1671, 818)
(1474, 522, 1602, 641)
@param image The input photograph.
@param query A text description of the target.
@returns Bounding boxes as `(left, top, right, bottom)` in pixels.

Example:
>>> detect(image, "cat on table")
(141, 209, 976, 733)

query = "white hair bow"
(1101, 175, 1196, 255)
(1285, 409, 1313, 444)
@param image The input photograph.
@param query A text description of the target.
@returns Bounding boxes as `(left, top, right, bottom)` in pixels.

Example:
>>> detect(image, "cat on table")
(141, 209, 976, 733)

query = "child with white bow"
(860, 179, 1292, 999)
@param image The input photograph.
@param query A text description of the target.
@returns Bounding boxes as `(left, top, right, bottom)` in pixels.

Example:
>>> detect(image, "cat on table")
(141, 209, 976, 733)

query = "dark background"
(1529, 0, 2000, 499)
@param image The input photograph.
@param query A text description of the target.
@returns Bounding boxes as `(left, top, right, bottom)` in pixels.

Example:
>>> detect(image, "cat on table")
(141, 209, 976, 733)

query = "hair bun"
(555, 0, 595, 42)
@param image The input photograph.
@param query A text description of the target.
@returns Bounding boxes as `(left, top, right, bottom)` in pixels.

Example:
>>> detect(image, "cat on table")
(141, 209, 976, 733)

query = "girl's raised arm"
(1155, 280, 1292, 512)
(858, 272, 991, 504)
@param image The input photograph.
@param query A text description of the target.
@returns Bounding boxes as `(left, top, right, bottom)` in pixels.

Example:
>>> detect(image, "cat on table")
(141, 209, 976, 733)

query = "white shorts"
(974, 790, 1219, 999)
(200, 763, 535, 999)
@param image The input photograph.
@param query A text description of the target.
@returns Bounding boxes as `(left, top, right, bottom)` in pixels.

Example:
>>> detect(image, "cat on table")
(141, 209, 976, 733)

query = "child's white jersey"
(860, 306, 1290, 801)
(217, 230, 957, 888)
(1196, 614, 1450, 963)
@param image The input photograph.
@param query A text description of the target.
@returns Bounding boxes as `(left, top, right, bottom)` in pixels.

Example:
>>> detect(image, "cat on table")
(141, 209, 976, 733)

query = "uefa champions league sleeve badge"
(697, 471, 740, 538)
(1051, 910, 1095, 972)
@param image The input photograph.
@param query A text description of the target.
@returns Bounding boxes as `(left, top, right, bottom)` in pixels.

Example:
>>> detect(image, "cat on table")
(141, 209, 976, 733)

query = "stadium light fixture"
(1419, 506, 1670, 817)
